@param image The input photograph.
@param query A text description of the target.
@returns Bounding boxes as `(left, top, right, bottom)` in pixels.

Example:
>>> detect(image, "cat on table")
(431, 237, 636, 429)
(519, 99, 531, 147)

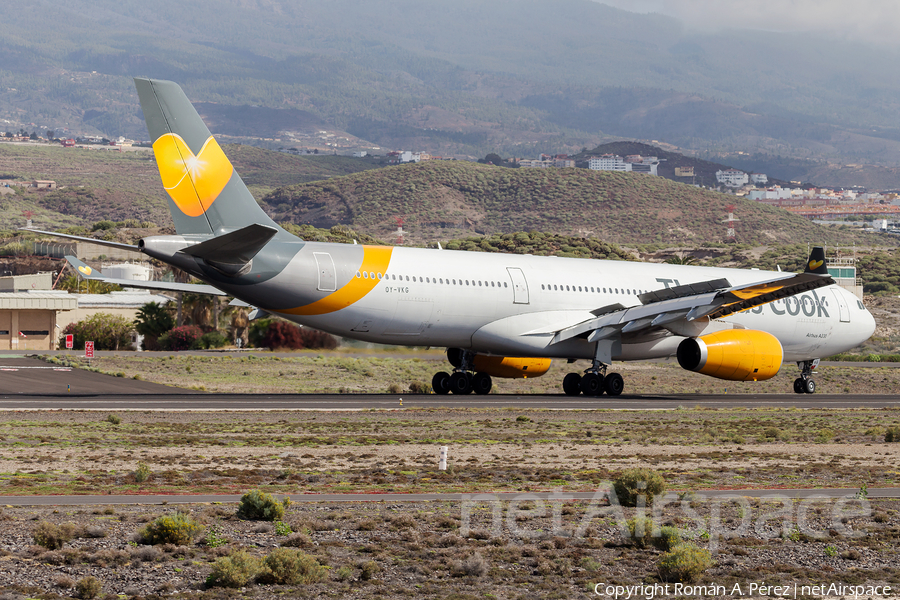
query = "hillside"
(0, 143, 380, 229)
(262, 161, 884, 246)
(4, 0, 900, 180)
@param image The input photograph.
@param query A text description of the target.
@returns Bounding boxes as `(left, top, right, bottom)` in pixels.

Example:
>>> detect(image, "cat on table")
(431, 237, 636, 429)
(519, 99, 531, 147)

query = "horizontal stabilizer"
(63, 256, 226, 296)
(179, 224, 278, 276)
(21, 228, 139, 252)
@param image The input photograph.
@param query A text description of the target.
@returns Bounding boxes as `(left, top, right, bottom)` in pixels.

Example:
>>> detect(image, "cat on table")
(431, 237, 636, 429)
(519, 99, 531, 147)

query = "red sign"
(65, 334, 74, 349)
(85, 341, 94, 358)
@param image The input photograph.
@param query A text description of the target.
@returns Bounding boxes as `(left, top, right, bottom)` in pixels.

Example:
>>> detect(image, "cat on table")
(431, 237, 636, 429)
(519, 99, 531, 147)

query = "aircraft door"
(507, 267, 529, 304)
(831, 288, 850, 323)
(313, 252, 336, 292)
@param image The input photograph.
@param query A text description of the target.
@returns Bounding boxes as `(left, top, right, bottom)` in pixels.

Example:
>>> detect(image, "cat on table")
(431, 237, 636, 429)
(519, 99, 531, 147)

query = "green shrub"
(193, 330, 228, 349)
(33, 521, 76, 549)
(105, 414, 121, 425)
(274, 521, 293, 536)
(654, 526, 682, 551)
(657, 544, 712, 583)
(626, 517, 654, 548)
(886, 425, 900, 443)
(360, 560, 380, 581)
(60, 313, 135, 351)
(74, 576, 102, 599)
(134, 462, 152, 483)
(207, 550, 262, 588)
(612, 468, 666, 507)
(258, 548, 326, 585)
(237, 489, 285, 521)
(137, 513, 202, 545)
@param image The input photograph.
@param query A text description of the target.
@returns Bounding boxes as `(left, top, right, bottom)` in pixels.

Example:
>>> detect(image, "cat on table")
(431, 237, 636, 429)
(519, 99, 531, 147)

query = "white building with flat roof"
(716, 169, 749, 187)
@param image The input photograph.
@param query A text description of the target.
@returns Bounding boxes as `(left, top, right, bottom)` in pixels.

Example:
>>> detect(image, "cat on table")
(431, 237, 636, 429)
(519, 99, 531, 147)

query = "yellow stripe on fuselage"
(280, 245, 394, 316)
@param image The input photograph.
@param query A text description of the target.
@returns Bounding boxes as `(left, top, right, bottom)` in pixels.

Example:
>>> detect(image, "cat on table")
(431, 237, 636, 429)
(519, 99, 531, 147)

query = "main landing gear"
(432, 349, 493, 395)
(792, 359, 819, 394)
(562, 362, 624, 397)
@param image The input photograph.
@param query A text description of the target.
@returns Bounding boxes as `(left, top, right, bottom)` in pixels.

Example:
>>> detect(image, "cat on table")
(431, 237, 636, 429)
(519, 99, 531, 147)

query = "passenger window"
(492, 282, 496, 287)
(377, 273, 382, 280)
(405, 276, 409, 281)
(356, 271, 361, 278)
(504, 282, 508, 287)
(478, 281, 482, 286)
(466, 280, 469, 285)
(363, 272, 368, 279)
(391, 274, 396, 280)
(370, 272, 375, 279)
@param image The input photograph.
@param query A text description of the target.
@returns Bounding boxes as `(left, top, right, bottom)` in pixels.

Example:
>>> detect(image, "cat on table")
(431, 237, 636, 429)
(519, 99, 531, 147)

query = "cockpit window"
(857, 300, 865, 310)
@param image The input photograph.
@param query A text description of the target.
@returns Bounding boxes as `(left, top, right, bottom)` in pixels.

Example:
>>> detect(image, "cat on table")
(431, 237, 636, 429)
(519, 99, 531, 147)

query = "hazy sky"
(597, 0, 899, 45)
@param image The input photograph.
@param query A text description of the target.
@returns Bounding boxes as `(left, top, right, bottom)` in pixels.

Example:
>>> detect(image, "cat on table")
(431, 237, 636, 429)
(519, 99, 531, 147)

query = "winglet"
(64, 256, 105, 279)
(804, 246, 828, 275)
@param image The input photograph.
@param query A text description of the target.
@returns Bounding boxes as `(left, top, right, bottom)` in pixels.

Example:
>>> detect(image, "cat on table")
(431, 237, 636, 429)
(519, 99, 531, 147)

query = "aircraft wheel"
(604, 372, 624, 396)
(580, 373, 604, 396)
(472, 372, 493, 395)
(793, 378, 805, 394)
(562, 372, 582, 396)
(449, 372, 472, 394)
(803, 378, 816, 394)
(432, 371, 451, 395)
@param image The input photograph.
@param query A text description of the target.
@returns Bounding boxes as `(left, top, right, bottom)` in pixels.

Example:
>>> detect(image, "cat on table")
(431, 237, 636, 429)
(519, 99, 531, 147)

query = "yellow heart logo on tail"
(152, 133, 233, 217)
(78, 265, 92, 276)
(809, 259, 824, 270)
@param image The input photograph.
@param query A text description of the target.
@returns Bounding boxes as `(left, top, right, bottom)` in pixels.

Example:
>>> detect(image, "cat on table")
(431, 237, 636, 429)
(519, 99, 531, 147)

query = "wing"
(549, 270, 834, 348)
(63, 256, 227, 296)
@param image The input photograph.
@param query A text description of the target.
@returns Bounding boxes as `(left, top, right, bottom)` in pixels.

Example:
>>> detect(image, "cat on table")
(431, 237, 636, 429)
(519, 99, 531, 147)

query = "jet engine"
(676, 330, 783, 381)
(447, 348, 551, 379)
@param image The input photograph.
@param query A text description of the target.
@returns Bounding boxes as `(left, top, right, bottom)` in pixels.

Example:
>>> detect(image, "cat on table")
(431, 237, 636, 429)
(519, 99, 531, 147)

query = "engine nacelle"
(472, 355, 552, 379)
(676, 330, 783, 381)
(447, 348, 551, 379)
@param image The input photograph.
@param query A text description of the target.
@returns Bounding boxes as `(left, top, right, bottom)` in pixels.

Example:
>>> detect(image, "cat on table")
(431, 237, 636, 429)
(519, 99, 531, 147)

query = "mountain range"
(3, 0, 900, 186)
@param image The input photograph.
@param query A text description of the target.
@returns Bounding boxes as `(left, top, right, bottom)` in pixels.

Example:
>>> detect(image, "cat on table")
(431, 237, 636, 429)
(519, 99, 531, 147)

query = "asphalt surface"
(0, 357, 898, 409)
(1, 488, 897, 506)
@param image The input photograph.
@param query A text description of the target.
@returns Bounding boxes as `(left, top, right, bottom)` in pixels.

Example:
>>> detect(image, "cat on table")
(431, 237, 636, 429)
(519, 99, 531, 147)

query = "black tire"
(604, 372, 624, 396)
(562, 372, 582, 396)
(432, 372, 451, 395)
(804, 378, 816, 394)
(472, 372, 493, 395)
(580, 373, 603, 396)
(793, 378, 805, 394)
(449, 372, 471, 394)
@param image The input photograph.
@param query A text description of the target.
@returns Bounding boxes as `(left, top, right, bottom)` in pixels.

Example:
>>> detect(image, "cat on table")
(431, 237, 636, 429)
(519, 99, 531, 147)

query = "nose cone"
(859, 304, 877, 343)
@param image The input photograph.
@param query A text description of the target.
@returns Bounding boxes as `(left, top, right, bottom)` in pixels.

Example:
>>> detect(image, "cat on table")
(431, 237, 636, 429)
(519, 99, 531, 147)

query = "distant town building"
(352, 151, 367, 158)
(589, 154, 658, 175)
(674, 167, 694, 177)
(554, 158, 575, 168)
(716, 169, 749, 187)
(518, 159, 553, 168)
(750, 173, 768, 184)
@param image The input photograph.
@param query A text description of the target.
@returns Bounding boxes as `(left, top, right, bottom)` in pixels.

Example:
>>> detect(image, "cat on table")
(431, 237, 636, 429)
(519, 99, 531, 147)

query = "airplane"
(27, 78, 877, 396)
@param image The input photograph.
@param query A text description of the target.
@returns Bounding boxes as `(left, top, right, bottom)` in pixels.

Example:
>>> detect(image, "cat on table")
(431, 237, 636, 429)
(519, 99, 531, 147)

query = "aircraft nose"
(860, 304, 877, 341)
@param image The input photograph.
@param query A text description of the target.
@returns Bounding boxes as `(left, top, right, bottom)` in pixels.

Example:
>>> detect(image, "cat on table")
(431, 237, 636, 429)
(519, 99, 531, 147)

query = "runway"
(0, 357, 898, 409)
(1, 488, 898, 506)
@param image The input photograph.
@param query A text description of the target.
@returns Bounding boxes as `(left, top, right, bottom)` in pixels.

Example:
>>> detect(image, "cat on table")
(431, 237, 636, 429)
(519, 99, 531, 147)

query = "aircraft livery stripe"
(279, 246, 394, 316)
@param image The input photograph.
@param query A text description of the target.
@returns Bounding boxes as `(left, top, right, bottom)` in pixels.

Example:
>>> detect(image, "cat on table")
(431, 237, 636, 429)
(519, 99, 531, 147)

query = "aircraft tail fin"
(134, 78, 281, 237)
(804, 246, 829, 275)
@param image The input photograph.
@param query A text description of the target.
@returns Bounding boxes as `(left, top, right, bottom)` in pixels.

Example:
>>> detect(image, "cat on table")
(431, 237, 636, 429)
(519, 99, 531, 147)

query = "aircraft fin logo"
(77, 265, 92, 276)
(153, 133, 233, 217)
(808, 259, 824, 271)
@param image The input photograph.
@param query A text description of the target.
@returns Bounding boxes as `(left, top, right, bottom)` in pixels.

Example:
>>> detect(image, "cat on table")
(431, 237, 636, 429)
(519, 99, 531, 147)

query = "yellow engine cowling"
(471, 355, 552, 379)
(676, 329, 783, 381)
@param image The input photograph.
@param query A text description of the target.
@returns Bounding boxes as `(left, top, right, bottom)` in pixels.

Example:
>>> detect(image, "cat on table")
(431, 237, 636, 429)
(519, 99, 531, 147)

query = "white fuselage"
(257, 244, 875, 364)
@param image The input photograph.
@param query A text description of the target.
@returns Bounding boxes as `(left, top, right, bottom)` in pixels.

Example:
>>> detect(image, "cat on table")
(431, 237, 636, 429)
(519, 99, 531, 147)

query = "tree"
(482, 153, 504, 166)
(46, 130, 54, 140)
(60, 313, 134, 350)
(134, 302, 175, 350)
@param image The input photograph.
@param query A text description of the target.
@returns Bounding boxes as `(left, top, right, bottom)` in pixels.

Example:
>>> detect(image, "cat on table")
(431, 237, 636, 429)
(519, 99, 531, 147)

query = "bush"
(193, 330, 228, 349)
(134, 462, 152, 483)
(656, 544, 712, 583)
(612, 468, 666, 507)
(74, 576, 102, 599)
(33, 521, 76, 549)
(249, 319, 338, 350)
(137, 513, 202, 545)
(655, 526, 682, 551)
(158, 325, 203, 351)
(886, 425, 900, 443)
(60, 313, 135, 351)
(449, 553, 487, 577)
(105, 414, 121, 425)
(237, 489, 285, 521)
(258, 548, 326, 585)
(626, 517, 654, 548)
(207, 550, 262, 588)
